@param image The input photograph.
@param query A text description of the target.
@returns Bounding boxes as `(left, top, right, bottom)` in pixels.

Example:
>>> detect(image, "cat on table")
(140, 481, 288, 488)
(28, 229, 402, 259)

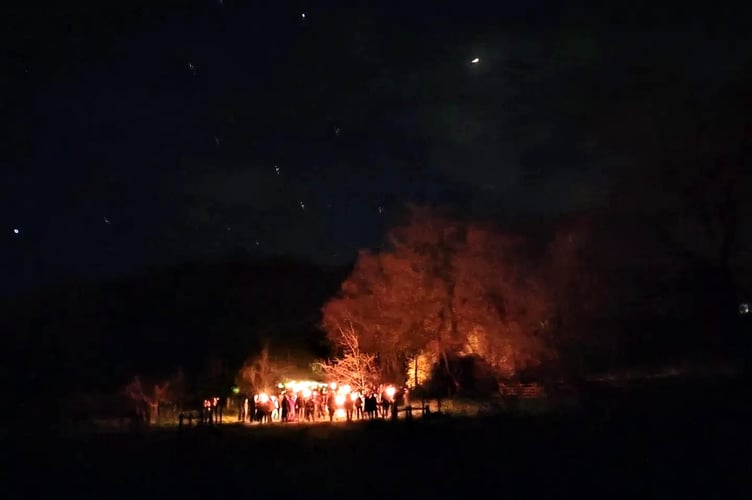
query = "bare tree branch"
(314, 325, 381, 392)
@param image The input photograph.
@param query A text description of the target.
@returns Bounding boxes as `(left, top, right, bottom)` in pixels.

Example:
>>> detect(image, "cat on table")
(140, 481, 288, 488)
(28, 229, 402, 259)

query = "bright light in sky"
(301, 13, 306, 19)
(12, 228, 19, 235)
(471, 57, 480, 64)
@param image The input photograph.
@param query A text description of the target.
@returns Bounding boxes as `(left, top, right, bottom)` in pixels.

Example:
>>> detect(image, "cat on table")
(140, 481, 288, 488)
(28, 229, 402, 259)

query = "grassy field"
(6, 377, 750, 497)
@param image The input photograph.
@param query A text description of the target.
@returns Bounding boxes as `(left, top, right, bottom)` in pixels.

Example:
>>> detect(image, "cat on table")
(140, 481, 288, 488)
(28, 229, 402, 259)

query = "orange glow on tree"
(320, 205, 560, 387)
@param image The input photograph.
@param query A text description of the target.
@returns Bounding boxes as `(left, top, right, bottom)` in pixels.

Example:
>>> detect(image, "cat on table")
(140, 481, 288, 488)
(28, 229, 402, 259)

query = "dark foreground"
(6, 380, 752, 498)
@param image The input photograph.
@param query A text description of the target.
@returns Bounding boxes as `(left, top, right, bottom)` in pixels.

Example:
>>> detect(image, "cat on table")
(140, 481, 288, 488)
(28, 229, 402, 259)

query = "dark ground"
(5, 376, 751, 498)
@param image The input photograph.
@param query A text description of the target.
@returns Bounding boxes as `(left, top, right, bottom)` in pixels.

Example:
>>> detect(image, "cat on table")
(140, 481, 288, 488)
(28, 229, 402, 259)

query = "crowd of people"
(238, 384, 402, 424)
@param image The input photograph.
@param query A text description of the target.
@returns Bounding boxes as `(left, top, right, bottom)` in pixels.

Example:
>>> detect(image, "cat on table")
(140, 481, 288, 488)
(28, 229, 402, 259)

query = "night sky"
(3, 1, 751, 294)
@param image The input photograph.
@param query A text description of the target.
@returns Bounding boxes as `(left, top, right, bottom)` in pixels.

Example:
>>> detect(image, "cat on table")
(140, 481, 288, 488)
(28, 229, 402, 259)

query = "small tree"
(237, 343, 298, 395)
(125, 376, 171, 424)
(314, 323, 381, 392)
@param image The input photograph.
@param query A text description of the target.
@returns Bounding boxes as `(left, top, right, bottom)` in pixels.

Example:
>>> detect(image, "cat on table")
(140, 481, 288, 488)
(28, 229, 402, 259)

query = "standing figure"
(305, 398, 315, 422)
(248, 396, 256, 423)
(326, 392, 336, 422)
(344, 395, 354, 422)
(365, 393, 377, 419)
(355, 395, 363, 420)
(380, 393, 390, 419)
(281, 394, 290, 422)
(297, 394, 306, 420)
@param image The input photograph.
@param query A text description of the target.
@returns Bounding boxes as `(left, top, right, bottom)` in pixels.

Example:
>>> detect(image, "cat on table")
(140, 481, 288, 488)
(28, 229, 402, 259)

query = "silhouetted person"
(317, 398, 326, 420)
(365, 394, 377, 419)
(345, 396, 354, 422)
(281, 395, 290, 422)
(380, 394, 390, 419)
(355, 395, 363, 419)
(305, 398, 315, 422)
(297, 394, 305, 419)
(327, 393, 336, 422)
(202, 401, 210, 425)
(266, 399, 274, 423)
(248, 397, 256, 423)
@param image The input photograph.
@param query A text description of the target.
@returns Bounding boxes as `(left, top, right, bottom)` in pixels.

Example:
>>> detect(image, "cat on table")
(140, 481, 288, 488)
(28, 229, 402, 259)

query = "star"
(12, 228, 20, 235)
(299, 201, 306, 210)
(377, 206, 384, 214)
(274, 165, 281, 175)
(187, 62, 197, 75)
(335, 127, 341, 136)
(471, 57, 480, 64)
(103, 217, 111, 224)
(301, 13, 306, 19)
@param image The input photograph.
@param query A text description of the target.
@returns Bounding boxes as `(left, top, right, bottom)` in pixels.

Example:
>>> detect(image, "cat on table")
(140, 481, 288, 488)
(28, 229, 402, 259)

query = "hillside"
(1, 256, 350, 395)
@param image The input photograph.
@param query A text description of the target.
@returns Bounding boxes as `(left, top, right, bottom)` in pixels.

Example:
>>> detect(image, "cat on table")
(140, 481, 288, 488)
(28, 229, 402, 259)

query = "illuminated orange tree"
(321, 206, 557, 391)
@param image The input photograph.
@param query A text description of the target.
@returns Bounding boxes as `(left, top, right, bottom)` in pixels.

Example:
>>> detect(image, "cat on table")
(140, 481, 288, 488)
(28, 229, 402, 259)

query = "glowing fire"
(259, 393, 270, 403)
(282, 380, 324, 393)
(302, 388, 312, 398)
(385, 386, 396, 400)
(334, 394, 346, 406)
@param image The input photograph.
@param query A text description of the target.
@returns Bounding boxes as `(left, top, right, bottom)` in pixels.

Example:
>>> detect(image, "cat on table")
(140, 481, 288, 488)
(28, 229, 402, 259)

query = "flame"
(385, 386, 396, 399)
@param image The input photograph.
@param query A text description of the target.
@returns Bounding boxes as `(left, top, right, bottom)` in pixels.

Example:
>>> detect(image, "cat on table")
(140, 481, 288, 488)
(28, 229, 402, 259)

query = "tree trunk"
(414, 356, 418, 388)
(441, 350, 458, 396)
